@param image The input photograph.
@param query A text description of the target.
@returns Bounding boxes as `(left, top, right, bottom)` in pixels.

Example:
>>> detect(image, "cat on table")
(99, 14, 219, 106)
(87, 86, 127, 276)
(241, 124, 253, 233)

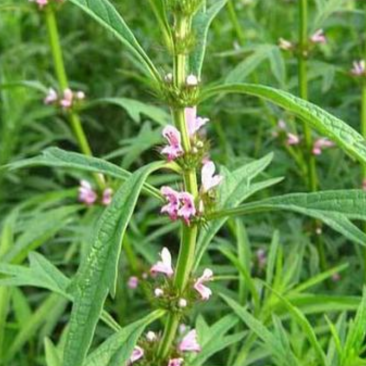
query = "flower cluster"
(129, 328, 201, 365)
(29, 0, 63, 9)
(351, 60, 366, 77)
(273, 120, 334, 155)
(78, 180, 113, 206)
(279, 29, 327, 53)
(44, 88, 85, 110)
(150, 247, 213, 302)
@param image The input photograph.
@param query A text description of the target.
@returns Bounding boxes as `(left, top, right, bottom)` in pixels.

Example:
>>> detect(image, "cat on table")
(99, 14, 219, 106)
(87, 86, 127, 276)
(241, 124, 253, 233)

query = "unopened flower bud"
(178, 298, 187, 308)
(154, 288, 164, 297)
(186, 74, 199, 86)
(146, 331, 157, 342)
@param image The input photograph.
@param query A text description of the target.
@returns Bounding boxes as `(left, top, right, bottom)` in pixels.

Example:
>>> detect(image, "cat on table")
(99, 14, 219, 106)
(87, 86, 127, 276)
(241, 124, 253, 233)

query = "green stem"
(298, 0, 317, 192)
(227, 0, 245, 45)
(45, 7, 103, 188)
(157, 14, 199, 360)
(362, 6, 366, 280)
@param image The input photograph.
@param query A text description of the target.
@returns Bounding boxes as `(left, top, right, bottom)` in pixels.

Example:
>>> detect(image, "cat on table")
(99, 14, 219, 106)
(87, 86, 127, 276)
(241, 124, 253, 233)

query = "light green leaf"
(194, 153, 282, 269)
(190, 0, 228, 76)
(62, 161, 164, 366)
(201, 84, 366, 165)
(45, 338, 62, 366)
(209, 190, 366, 246)
(89, 98, 169, 126)
(84, 310, 164, 366)
(6, 147, 162, 200)
(68, 0, 160, 81)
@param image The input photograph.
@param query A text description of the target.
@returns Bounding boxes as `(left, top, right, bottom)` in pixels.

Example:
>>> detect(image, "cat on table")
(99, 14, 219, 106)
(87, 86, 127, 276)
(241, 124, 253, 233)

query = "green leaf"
(201, 84, 366, 165)
(6, 147, 162, 200)
(45, 338, 62, 366)
(62, 162, 164, 366)
(84, 310, 164, 366)
(194, 153, 282, 269)
(68, 0, 160, 81)
(89, 98, 169, 126)
(190, 0, 228, 76)
(209, 190, 366, 246)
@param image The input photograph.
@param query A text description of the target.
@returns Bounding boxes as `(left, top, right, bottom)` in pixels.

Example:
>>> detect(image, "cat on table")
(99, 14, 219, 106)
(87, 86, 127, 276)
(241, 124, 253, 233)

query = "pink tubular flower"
(161, 186, 180, 221)
(129, 346, 144, 364)
(44, 88, 58, 105)
(312, 138, 334, 155)
(177, 192, 196, 225)
(179, 330, 201, 353)
(185, 107, 209, 137)
(168, 358, 184, 366)
(201, 161, 223, 193)
(310, 29, 327, 44)
(278, 38, 293, 51)
(286, 133, 300, 146)
(78, 180, 97, 206)
(60, 88, 74, 109)
(194, 268, 213, 300)
(102, 188, 113, 206)
(128, 276, 139, 289)
(150, 247, 174, 277)
(29, 0, 48, 8)
(351, 60, 366, 76)
(161, 126, 184, 161)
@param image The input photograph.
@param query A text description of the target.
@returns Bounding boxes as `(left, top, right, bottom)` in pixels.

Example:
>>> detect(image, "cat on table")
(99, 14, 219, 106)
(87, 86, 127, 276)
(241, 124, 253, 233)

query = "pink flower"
(177, 192, 196, 225)
(168, 358, 184, 366)
(128, 276, 139, 289)
(179, 330, 201, 353)
(44, 88, 58, 105)
(201, 161, 223, 193)
(161, 126, 184, 161)
(312, 138, 334, 155)
(310, 29, 327, 44)
(60, 88, 74, 109)
(129, 346, 144, 364)
(29, 0, 48, 8)
(185, 107, 209, 137)
(102, 188, 113, 206)
(278, 38, 293, 50)
(161, 186, 180, 221)
(194, 268, 213, 300)
(150, 247, 174, 277)
(351, 60, 365, 76)
(78, 180, 97, 206)
(286, 133, 300, 146)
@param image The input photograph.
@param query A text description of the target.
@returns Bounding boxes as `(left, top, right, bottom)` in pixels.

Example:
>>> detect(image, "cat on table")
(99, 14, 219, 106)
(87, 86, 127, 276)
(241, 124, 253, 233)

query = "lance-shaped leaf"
(62, 162, 164, 366)
(68, 0, 160, 82)
(194, 153, 282, 269)
(201, 83, 366, 165)
(208, 190, 366, 246)
(5, 147, 161, 200)
(190, 0, 228, 76)
(84, 310, 164, 366)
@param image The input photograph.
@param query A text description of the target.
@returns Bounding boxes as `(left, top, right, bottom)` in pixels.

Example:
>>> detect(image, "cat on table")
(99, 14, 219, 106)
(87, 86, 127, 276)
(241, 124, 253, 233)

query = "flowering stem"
(157, 13, 199, 360)
(298, 0, 317, 193)
(298, 0, 326, 270)
(45, 7, 103, 188)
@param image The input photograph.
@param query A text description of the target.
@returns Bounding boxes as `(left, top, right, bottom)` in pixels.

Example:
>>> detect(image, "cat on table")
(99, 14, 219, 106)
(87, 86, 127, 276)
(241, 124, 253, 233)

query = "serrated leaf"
(201, 84, 366, 165)
(6, 147, 161, 200)
(62, 162, 164, 366)
(194, 153, 282, 269)
(84, 310, 164, 366)
(68, 0, 159, 81)
(209, 190, 366, 246)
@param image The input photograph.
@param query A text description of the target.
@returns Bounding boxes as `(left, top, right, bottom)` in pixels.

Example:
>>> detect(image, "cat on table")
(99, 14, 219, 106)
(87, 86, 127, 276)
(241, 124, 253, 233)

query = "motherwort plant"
(6, 0, 366, 365)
